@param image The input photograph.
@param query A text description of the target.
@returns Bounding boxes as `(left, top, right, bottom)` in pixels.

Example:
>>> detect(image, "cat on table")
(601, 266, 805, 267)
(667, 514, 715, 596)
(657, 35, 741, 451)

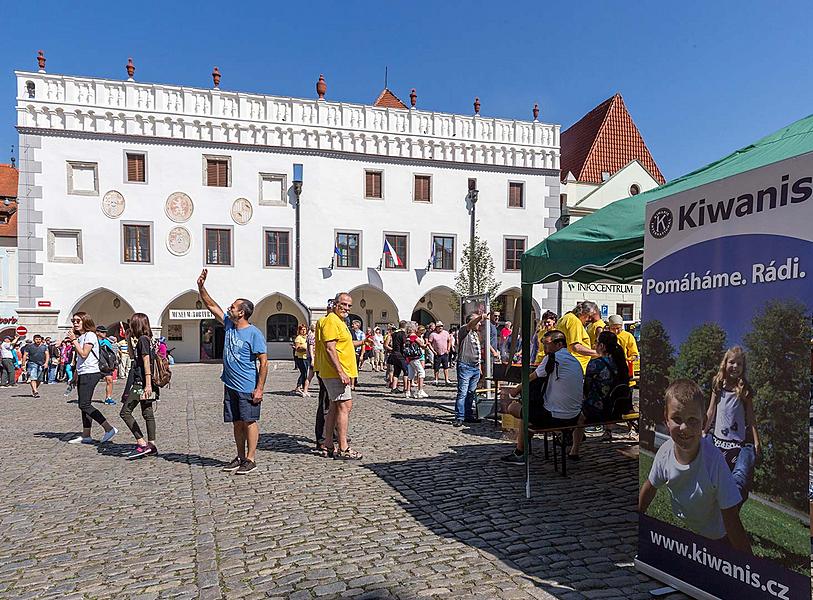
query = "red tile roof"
(560, 94, 665, 185)
(0, 164, 18, 199)
(373, 88, 408, 110)
(0, 210, 17, 238)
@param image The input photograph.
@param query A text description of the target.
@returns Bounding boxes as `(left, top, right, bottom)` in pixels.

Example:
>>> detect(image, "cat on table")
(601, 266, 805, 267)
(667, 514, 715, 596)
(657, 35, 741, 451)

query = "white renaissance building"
(14, 56, 561, 361)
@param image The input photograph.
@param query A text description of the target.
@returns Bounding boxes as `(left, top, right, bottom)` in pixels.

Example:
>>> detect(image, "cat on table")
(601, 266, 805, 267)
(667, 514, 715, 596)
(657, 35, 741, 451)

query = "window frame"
(382, 231, 409, 271)
(202, 154, 232, 187)
(334, 230, 362, 270)
(121, 221, 154, 265)
(503, 236, 527, 272)
(203, 224, 234, 267)
(47, 229, 83, 264)
(507, 180, 525, 209)
(616, 303, 635, 322)
(123, 150, 148, 184)
(263, 227, 292, 269)
(430, 233, 456, 271)
(258, 172, 287, 206)
(66, 161, 99, 196)
(412, 173, 432, 203)
(364, 169, 384, 200)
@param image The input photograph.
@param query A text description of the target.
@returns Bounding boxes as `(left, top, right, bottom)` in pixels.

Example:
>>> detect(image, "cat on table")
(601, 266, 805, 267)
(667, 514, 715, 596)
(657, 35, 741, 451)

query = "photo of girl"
(706, 346, 759, 506)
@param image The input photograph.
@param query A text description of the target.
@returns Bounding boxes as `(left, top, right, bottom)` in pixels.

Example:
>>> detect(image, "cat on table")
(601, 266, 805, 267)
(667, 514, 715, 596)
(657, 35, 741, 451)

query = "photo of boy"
(639, 379, 752, 554)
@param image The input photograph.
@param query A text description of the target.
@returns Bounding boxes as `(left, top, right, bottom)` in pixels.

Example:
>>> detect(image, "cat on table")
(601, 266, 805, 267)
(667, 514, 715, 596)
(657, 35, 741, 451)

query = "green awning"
(521, 112, 813, 285)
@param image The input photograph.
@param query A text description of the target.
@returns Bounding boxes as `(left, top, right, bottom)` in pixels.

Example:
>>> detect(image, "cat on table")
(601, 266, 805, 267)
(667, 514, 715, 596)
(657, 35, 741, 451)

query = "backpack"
(97, 343, 119, 375)
(403, 340, 423, 360)
(150, 339, 172, 388)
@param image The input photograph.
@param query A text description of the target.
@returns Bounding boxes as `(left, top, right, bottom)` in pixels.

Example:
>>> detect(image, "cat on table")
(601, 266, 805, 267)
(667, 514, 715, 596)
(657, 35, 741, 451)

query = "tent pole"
(521, 282, 532, 498)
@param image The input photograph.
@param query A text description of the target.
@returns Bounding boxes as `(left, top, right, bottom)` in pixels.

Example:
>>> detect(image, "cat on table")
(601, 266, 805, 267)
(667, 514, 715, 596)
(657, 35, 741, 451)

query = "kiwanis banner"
(637, 153, 812, 599)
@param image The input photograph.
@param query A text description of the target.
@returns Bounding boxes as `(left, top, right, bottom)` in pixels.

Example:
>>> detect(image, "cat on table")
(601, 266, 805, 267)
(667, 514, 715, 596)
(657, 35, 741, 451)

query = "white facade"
(15, 69, 561, 361)
(558, 161, 661, 321)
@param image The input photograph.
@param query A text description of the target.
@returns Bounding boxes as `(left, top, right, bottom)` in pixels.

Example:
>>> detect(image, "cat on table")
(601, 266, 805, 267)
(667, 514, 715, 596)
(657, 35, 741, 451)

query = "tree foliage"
(671, 323, 727, 399)
(451, 225, 502, 315)
(639, 319, 676, 440)
(743, 299, 811, 511)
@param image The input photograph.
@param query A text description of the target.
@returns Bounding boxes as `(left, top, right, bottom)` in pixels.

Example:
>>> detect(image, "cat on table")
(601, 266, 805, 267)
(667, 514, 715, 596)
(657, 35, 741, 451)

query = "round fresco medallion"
(165, 191, 194, 223)
(102, 190, 125, 218)
(231, 197, 253, 225)
(167, 226, 192, 256)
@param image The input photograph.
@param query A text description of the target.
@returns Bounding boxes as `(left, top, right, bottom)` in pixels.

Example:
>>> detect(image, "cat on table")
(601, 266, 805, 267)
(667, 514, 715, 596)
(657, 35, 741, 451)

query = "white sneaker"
(68, 435, 94, 444)
(100, 427, 118, 444)
(404, 391, 410, 398)
(417, 389, 429, 398)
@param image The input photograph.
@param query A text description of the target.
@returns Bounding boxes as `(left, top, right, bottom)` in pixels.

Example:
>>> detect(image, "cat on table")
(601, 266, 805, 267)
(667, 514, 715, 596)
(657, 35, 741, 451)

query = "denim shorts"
(223, 386, 261, 423)
(26, 363, 44, 381)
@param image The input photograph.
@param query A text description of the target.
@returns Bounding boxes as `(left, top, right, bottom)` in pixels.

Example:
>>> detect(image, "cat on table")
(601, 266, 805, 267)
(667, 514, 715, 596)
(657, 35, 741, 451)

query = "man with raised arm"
(197, 269, 268, 475)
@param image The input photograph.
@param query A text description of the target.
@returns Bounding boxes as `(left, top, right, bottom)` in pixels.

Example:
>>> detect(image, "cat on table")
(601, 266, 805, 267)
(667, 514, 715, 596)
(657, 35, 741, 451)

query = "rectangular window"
(432, 235, 455, 271)
(414, 175, 432, 203)
(384, 233, 408, 270)
(264, 230, 290, 267)
(336, 232, 360, 268)
(67, 161, 98, 196)
(365, 171, 382, 199)
(206, 158, 229, 187)
(259, 173, 286, 205)
(47, 229, 83, 263)
(508, 182, 524, 208)
(123, 224, 151, 263)
(616, 303, 634, 322)
(126, 153, 146, 182)
(205, 228, 232, 265)
(504, 237, 526, 271)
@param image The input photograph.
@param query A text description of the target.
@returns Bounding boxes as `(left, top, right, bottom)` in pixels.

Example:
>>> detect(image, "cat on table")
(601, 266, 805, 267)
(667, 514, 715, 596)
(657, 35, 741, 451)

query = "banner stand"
(635, 560, 721, 600)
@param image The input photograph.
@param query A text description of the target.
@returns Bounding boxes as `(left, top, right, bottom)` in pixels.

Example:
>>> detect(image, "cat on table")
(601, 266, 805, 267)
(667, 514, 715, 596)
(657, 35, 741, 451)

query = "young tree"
(639, 319, 676, 450)
(671, 323, 727, 398)
(744, 299, 811, 511)
(450, 227, 502, 314)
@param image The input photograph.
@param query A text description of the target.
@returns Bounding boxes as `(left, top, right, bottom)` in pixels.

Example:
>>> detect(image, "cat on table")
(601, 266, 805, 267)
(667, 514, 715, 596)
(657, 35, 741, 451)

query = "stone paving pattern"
(0, 363, 686, 599)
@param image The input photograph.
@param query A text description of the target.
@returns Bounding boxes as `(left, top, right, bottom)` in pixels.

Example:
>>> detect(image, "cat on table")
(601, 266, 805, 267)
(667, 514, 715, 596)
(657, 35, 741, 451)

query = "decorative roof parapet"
(14, 71, 560, 170)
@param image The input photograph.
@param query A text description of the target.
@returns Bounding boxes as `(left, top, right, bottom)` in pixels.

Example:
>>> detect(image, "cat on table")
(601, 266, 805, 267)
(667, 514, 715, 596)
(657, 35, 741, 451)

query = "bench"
(527, 412, 639, 477)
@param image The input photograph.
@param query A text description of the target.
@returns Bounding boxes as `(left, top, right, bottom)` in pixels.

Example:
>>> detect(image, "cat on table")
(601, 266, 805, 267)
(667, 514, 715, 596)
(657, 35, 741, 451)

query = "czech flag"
(334, 245, 342, 258)
(383, 239, 403, 267)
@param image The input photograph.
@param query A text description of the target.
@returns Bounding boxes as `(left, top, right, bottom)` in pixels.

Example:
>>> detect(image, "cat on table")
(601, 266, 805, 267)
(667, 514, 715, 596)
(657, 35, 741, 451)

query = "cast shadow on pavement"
(258, 432, 315, 455)
(362, 439, 646, 599)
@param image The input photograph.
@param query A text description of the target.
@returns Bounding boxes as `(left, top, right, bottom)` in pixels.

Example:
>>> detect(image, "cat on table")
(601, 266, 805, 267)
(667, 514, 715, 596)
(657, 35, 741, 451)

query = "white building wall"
(15, 70, 562, 360)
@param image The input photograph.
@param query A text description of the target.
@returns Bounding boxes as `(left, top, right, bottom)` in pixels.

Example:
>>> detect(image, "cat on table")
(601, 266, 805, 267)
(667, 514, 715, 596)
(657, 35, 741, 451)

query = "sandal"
(333, 447, 362, 460)
(314, 444, 333, 458)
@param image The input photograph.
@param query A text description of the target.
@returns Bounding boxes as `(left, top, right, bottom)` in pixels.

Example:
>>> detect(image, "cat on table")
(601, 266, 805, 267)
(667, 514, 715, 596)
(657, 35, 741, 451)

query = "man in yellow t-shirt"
(607, 314, 639, 360)
(555, 301, 598, 372)
(318, 292, 363, 460)
(586, 314, 605, 350)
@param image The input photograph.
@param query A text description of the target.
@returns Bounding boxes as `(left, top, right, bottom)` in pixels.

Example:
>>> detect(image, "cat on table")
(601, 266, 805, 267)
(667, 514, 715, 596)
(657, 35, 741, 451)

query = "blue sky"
(1, 1, 811, 181)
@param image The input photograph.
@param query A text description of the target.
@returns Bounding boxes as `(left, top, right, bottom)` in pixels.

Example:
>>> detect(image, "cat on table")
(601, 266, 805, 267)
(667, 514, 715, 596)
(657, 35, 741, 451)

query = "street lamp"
(293, 163, 303, 305)
(467, 178, 478, 295)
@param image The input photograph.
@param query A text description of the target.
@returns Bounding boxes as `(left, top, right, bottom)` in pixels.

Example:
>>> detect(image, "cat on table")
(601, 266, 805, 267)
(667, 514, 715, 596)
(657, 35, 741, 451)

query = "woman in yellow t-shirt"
(293, 324, 309, 396)
(555, 302, 599, 372)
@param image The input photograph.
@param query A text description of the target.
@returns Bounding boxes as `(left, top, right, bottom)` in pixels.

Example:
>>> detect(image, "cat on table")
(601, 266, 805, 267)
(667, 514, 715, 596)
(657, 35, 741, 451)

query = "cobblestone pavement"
(0, 363, 685, 600)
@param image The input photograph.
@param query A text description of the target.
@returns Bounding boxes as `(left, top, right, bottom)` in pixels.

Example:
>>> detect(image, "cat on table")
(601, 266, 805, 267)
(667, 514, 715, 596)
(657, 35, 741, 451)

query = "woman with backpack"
(66, 311, 118, 445)
(120, 313, 159, 459)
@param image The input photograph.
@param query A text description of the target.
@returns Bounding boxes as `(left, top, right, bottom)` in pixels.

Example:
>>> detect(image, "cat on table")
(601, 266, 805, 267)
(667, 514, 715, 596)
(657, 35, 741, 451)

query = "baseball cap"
(607, 315, 624, 326)
(436, 321, 443, 326)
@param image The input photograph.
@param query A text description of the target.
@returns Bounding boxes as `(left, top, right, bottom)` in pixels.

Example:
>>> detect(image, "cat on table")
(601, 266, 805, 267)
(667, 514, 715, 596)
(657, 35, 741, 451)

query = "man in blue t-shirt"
(197, 269, 268, 475)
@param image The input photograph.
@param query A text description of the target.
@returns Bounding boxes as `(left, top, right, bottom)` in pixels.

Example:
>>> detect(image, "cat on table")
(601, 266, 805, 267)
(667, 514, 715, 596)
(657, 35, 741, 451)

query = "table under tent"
(517, 113, 813, 497)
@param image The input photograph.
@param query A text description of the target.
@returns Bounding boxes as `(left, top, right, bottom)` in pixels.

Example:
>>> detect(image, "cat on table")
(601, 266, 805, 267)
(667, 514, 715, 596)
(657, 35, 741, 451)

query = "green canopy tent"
(517, 113, 813, 497)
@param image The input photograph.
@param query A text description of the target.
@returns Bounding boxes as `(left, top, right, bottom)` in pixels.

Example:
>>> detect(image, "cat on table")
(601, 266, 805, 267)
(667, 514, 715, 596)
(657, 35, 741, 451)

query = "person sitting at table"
(500, 329, 584, 464)
(568, 330, 631, 459)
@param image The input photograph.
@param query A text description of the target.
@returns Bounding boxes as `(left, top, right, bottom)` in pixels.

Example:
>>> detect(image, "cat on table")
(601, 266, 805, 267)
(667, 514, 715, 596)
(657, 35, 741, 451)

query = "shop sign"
(169, 309, 213, 320)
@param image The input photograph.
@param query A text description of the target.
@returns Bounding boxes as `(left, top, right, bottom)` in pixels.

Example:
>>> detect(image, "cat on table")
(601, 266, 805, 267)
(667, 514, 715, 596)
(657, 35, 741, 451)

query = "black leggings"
(120, 390, 156, 441)
(77, 372, 106, 429)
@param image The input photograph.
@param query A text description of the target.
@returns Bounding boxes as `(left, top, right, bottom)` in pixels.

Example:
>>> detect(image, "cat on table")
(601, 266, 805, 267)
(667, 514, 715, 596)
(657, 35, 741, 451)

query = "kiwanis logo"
(649, 207, 673, 239)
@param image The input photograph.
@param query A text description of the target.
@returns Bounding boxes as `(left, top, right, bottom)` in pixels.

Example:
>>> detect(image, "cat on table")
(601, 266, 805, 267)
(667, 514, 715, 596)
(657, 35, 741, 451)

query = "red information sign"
(15, 326, 27, 337)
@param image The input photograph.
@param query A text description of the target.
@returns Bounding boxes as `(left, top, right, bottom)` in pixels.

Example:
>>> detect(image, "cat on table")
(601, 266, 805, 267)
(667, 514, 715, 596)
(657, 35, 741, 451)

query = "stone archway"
(68, 288, 135, 333)
(253, 293, 308, 360)
(347, 285, 399, 331)
(158, 290, 212, 363)
(411, 285, 458, 328)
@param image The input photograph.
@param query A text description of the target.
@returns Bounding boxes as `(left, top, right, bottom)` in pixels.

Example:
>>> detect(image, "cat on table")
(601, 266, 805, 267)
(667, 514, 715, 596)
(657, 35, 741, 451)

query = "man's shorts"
(433, 353, 450, 370)
(321, 377, 353, 402)
(26, 363, 44, 382)
(388, 352, 408, 378)
(223, 386, 261, 423)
